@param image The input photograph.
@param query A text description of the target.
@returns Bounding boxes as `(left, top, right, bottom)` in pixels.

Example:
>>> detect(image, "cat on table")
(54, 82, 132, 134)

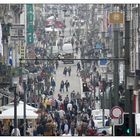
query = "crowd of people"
(32, 13, 111, 137)
(0, 5, 112, 137)
(31, 90, 111, 136)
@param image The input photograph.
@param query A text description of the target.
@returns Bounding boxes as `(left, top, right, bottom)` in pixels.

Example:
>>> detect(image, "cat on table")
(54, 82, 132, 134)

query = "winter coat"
(43, 122, 56, 136)
(51, 80, 56, 87)
(65, 82, 70, 88)
(60, 81, 65, 88)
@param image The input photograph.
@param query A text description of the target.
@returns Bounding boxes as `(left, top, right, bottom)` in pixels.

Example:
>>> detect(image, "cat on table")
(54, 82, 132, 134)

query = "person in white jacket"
(67, 101, 73, 111)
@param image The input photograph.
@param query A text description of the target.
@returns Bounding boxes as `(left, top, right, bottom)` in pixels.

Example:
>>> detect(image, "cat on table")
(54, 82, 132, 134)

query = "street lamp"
(127, 75, 135, 136)
(12, 78, 18, 136)
(23, 74, 28, 136)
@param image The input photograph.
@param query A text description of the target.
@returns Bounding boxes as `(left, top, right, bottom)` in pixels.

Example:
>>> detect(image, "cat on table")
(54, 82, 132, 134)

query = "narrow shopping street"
(0, 3, 139, 137)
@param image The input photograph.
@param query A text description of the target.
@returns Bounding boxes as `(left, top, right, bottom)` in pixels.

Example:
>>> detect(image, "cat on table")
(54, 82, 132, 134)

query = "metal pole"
(102, 90, 105, 127)
(113, 22, 119, 106)
(93, 77, 96, 109)
(128, 86, 133, 136)
(23, 80, 26, 136)
(124, 4, 131, 112)
(14, 86, 17, 136)
(109, 80, 112, 110)
(102, 80, 105, 127)
(20, 59, 26, 136)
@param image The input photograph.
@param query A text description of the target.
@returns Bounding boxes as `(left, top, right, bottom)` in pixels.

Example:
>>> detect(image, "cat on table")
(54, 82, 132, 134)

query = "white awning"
(45, 27, 59, 32)
(0, 101, 38, 119)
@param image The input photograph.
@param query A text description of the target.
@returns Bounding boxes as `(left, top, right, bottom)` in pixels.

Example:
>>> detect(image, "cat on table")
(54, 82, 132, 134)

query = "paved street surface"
(53, 12, 82, 100)
(53, 52, 82, 100)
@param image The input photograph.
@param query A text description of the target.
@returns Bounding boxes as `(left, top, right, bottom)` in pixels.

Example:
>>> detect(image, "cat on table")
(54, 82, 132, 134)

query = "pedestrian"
(77, 62, 81, 71)
(77, 62, 81, 76)
(64, 95, 69, 111)
(51, 78, 56, 91)
(76, 123, 82, 136)
(0, 121, 3, 136)
(69, 28, 71, 35)
(11, 128, 21, 136)
(81, 119, 88, 136)
(71, 90, 75, 100)
(67, 101, 73, 111)
(59, 108, 65, 120)
(63, 67, 67, 76)
(64, 120, 69, 134)
(88, 116, 95, 129)
(70, 120, 76, 136)
(62, 130, 71, 136)
(60, 80, 65, 92)
(75, 40, 79, 47)
(76, 46, 78, 54)
(56, 60, 59, 70)
(43, 119, 56, 136)
(65, 80, 70, 92)
(76, 92, 81, 105)
(54, 110, 60, 131)
(105, 117, 111, 126)
(71, 37, 74, 47)
(67, 66, 71, 76)
(87, 127, 95, 136)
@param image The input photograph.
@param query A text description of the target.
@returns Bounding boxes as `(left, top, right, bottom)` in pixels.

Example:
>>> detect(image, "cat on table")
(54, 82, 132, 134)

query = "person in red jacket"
(87, 127, 95, 136)
(60, 102, 64, 110)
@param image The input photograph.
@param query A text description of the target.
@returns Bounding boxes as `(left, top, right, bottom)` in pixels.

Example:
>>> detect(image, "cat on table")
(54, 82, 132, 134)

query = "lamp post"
(23, 74, 28, 136)
(12, 77, 19, 136)
(13, 83, 17, 136)
(127, 75, 135, 136)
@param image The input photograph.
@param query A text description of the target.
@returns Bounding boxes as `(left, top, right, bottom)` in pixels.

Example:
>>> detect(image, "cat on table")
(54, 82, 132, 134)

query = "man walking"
(77, 62, 81, 76)
(68, 66, 71, 76)
(77, 62, 81, 72)
(51, 78, 56, 91)
(71, 37, 74, 48)
(65, 80, 70, 92)
(60, 80, 65, 92)
(63, 67, 67, 76)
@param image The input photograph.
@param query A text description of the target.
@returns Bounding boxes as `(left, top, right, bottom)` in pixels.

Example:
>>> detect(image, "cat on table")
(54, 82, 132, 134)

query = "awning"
(11, 67, 29, 77)
(0, 101, 38, 119)
(45, 27, 59, 32)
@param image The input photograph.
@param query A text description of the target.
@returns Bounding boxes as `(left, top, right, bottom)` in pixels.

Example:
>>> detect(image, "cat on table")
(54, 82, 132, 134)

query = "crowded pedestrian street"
(0, 3, 140, 137)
